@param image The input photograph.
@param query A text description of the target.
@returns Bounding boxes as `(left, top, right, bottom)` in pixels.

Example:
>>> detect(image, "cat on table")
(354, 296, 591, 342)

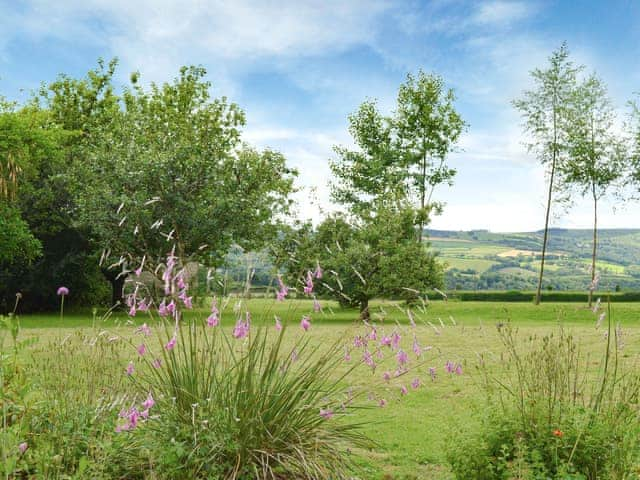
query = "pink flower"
(396, 349, 409, 366)
(136, 323, 151, 336)
(178, 291, 192, 309)
(152, 358, 162, 369)
(344, 348, 351, 362)
(455, 363, 463, 375)
(18, 442, 28, 454)
(276, 276, 289, 301)
(313, 298, 322, 313)
(380, 335, 392, 347)
(177, 275, 186, 291)
(378, 398, 386, 408)
(412, 336, 422, 357)
(300, 315, 311, 331)
(391, 332, 401, 350)
(303, 271, 314, 295)
(165, 335, 177, 350)
(142, 393, 155, 409)
(158, 300, 168, 317)
(319, 408, 333, 419)
(56, 286, 69, 296)
(126, 362, 135, 376)
(275, 316, 282, 331)
(382, 371, 392, 382)
(137, 298, 149, 312)
(400, 385, 408, 396)
(128, 304, 137, 317)
(166, 300, 176, 315)
(314, 262, 323, 279)
(233, 316, 250, 339)
(353, 336, 365, 348)
(368, 328, 377, 341)
(137, 344, 146, 356)
(363, 350, 375, 370)
(411, 378, 421, 389)
(135, 256, 145, 277)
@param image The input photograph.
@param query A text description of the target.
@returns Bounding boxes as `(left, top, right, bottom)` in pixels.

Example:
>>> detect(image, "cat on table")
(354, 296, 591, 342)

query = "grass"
(8, 299, 640, 479)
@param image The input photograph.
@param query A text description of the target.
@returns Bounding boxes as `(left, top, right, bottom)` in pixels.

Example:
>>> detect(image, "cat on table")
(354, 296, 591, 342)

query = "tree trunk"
(102, 268, 127, 309)
(589, 186, 598, 307)
(535, 101, 559, 306)
(359, 298, 370, 322)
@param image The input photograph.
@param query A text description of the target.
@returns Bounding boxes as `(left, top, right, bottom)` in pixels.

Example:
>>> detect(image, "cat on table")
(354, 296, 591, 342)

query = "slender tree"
(513, 43, 582, 305)
(562, 74, 625, 306)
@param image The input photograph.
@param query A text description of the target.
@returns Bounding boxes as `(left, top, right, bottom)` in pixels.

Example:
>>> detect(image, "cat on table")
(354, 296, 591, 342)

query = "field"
(10, 298, 640, 479)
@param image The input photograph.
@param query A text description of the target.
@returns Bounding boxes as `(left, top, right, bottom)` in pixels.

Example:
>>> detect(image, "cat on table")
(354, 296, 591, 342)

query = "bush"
(447, 307, 640, 479)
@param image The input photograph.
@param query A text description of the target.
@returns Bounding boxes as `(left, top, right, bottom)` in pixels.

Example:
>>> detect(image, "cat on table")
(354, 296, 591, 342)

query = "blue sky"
(1, 0, 639, 231)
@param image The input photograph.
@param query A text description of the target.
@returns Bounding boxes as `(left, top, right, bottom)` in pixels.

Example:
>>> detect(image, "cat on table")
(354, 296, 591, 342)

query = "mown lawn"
(10, 299, 640, 479)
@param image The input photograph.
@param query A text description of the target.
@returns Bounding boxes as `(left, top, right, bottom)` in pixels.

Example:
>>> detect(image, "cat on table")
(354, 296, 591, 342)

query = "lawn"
(8, 298, 639, 479)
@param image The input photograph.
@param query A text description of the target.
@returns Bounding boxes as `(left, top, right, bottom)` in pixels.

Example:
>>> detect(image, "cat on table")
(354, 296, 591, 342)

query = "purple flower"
(303, 271, 314, 295)
(57, 286, 69, 296)
(363, 350, 375, 370)
(380, 335, 392, 347)
(178, 291, 192, 309)
(411, 378, 421, 389)
(126, 362, 135, 376)
(313, 298, 322, 312)
(208, 299, 220, 326)
(429, 367, 437, 381)
(137, 298, 149, 312)
(314, 262, 323, 279)
(275, 316, 282, 331)
(142, 393, 155, 409)
(152, 358, 162, 369)
(137, 344, 146, 356)
(400, 385, 408, 396)
(382, 371, 392, 382)
(300, 315, 311, 331)
(445, 361, 455, 374)
(455, 363, 463, 375)
(165, 335, 177, 351)
(136, 323, 151, 337)
(128, 304, 137, 317)
(158, 300, 168, 317)
(391, 332, 401, 350)
(378, 398, 387, 408)
(233, 317, 250, 339)
(166, 300, 176, 315)
(18, 442, 28, 454)
(276, 276, 289, 301)
(412, 336, 422, 357)
(319, 408, 333, 419)
(396, 349, 409, 366)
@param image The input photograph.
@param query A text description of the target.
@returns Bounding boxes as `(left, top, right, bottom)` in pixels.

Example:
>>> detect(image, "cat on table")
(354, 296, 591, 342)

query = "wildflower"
(126, 362, 135, 376)
(379, 398, 386, 408)
(136, 323, 151, 336)
(178, 291, 193, 309)
(391, 332, 401, 350)
(152, 358, 162, 368)
(300, 315, 311, 331)
(445, 361, 455, 374)
(319, 408, 334, 419)
(142, 393, 155, 410)
(57, 286, 69, 296)
(396, 349, 409, 366)
(363, 350, 376, 370)
(137, 344, 146, 356)
(135, 256, 145, 276)
(18, 442, 28, 454)
(177, 274, 186, 291)
(380, 335, 392, 347)
(207, 298, 220, 326)
(137, 298, 149, 312)
(276, 276, 289, 301)
(314, 261, 323, 279)
(128, 304, 137, 317)
(429, 367, 437, 381)
(344, 348, 351, 362)
(233, 315, 250, 339)
(353, 335, 365, 348)
(553, 429, 564, 438)
(412, 336, 422, 357)
(400, 385, 408, 396)
(165, 335, 177, 350)
(166, 300, 176, 315)
(313, 298, 322, 312)
(411, 378, 421, 389)
(275, 316, 282, 331)
(455, 363, 463, 375)
(368, 328, 377, 341)
(158, 300, 168, 317)
(382, 371, 392, 382)
(303, 271, 314, 295)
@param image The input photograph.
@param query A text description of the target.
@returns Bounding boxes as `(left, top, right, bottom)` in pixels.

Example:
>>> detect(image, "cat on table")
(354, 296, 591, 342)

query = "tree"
(331, 71, 465, 239)
(72, 65, 297, 304)
(275, 204, 444, 320)
(513, 43, 582, 305)
(629, 94, 640, 181)
(395, 72, 466, 241)
(561, 74, 625, 306)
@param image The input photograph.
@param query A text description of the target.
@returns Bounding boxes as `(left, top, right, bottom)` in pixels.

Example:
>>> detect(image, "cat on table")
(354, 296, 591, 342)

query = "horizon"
(2, 1, 640, 230)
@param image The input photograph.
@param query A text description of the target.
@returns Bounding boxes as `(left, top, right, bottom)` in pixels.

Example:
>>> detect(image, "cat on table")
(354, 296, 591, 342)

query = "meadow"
(7, 298, 639, 479)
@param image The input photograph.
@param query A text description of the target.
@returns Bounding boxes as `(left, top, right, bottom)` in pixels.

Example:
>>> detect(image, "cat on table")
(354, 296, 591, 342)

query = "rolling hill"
(428, 228, 640, 291)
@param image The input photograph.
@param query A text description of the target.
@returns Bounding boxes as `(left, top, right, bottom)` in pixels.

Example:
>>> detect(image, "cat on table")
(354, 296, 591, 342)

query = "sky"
(1, 0, 639, 232)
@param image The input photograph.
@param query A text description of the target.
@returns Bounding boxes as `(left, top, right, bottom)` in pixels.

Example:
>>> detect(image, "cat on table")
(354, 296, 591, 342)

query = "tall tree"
(562, 74, 625, 305)
(72, 65, 297, 304)
(395, 72, 466, 241)
(331, 71, 465, 238)
(513, 43, 582, 305)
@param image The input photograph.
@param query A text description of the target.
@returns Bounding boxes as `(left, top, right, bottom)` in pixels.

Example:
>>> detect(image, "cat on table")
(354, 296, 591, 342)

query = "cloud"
(472, 1, 533, 26)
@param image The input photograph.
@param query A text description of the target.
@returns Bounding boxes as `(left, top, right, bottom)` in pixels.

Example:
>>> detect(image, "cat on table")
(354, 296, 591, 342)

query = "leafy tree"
(275, 204, 444, 320)
(561, 74, 626, 305)
(72, 65, 297, 304)
(629, 94, 640, 182)
(331, 71, 465, 239)
(513, 43, 582, 305)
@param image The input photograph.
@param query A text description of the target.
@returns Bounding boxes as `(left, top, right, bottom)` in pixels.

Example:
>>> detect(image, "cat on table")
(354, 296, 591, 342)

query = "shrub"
(447, 305, 640, 479)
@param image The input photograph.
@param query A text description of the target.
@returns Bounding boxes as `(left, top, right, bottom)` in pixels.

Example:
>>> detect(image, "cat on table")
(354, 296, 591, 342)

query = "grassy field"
(8, 299, 640, 479)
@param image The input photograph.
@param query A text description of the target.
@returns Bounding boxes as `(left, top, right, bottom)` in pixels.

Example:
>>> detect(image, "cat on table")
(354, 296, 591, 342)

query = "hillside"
(428, 228, 640, 291)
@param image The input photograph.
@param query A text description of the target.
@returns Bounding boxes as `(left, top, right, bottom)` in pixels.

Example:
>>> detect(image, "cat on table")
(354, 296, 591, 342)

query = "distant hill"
(427, 229, 640, 291)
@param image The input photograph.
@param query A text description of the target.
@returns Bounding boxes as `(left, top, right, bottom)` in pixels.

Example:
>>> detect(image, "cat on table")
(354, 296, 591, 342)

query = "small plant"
(447, 302, 640, 479)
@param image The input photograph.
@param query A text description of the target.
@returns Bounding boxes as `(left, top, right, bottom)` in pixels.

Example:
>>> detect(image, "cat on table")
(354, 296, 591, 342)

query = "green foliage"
(331, 70, 465, 232)
(447, 319, 640, 479)
(276, 205, 444, 316)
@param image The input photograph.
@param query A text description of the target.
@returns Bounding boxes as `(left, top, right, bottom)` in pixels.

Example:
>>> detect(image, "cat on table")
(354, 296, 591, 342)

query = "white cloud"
(472, 1, 533, 26)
